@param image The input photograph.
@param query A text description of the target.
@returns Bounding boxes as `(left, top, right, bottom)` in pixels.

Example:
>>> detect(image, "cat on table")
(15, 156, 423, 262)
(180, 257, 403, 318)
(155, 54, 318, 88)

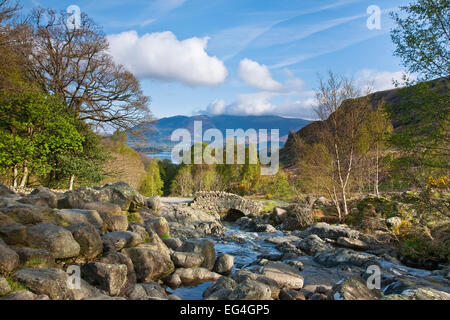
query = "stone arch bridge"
(191, 191, 262, 221)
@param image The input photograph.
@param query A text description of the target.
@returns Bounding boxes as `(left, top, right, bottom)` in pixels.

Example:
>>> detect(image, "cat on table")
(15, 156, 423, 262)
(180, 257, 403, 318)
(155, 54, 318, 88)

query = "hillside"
(129, 115, 311, 152)
(280, 78, 450, 168)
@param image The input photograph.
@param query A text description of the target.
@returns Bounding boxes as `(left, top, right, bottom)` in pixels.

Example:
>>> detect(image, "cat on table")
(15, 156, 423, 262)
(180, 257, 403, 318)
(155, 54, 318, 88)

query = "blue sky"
(23, 0, 411, 120)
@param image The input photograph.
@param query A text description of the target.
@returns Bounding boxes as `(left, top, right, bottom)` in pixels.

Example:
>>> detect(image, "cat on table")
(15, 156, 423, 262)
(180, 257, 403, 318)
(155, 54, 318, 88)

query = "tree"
(391, 0, 450, 81)
(50, 121, 107, 190)
(26, 8, 151, 130)
(139, 159, 163, 197)
(0, 90, 83, 187)
(170, 165, 193, 196)
(312, 72, 370, 221)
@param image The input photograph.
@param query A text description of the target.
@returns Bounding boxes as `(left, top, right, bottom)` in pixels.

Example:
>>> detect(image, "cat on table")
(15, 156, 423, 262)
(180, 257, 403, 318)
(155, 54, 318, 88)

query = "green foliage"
(6, 276, 28, 292)
(139, 159, 164, 197)
(258, 170, 293, 200)
(158, 159, 180, 196)
(0, 90, 83, 180)
(386, 81, 450, 186)
(390, 0, 450, 80)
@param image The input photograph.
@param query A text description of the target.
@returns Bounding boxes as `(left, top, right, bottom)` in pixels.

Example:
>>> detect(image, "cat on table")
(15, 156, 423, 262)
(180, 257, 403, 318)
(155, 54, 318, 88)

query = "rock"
(234, 217, 257, 231)
(0, 184, 15, 196)
(296, 234, 332, 255)
(328, 276, 383, 300)
(11, 246, 55, 268)
(0, 290, 50, 300)
(0, 242, 20, 273)
(262, 262, 304, 290)
(228, 279, 272, 300)
(395, 288, 450, 300)
(279, 288, 306, 300)
(315, 196, 331, 206)
(0, 212, 16, 226)
(302, 223, 359, 240)
(66, 223, 102, 259)
(177, 239, 216, 271)
(283, 205, 314, 230)
(314, 248, 378, 268)
(271, 207, 288, 223)
(284, 259, 304, 271)
(336, 237, 368, 251)
(139, 282, 168, 299)
(122, 247, 174, 282)
(56, 209, 104, 232)
(99, 251, 136, 290)
(0, 223, 27, 245)
(386, 217, 402, 228)
(128, 284, 148, 300)
(205, 288, 233, 300)
(255, 224, 277, 233)
(18, 187, 57, 208)
(0, 276, 11, 296)
(203, 276, 237, 299)
(26, 223, 80, 259)
(61, 183, 145, 212)
(265, 235, 300, 245)
(146, 217, 170, 238)
(147, 196, 161, 211)
(101, 231, 143, 251)
(309, 293, 327, 300)
(171, 252, 204, 268)
(163, 237, 183, 250)
(1, 205, 61, 225)
(214, 254, 234, 275)
(82, 202, 122, 219)
(81, 262, 128, 296)
(15, 268, 75, 300)
(169, 267, 221, 287)
(139, 228, 171, 257)
(275, 242, 303, 258)
(72, 279, 104, 300)
(104, 215, 129, 232)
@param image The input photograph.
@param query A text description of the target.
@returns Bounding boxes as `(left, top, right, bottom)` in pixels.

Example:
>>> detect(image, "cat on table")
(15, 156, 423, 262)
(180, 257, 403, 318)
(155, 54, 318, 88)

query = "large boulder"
(282, 205, 314, 230)
(328, 276, 383, 300)
(0, 223, 27, 245)
(0, 290, 50, 300)
(0, 242, 20, 273)
(1, 206, 62, 226)
(138, 228, 171, 257)
(81, 262, 128, 296)
(26, 223, 80, 259)
(296, 234, 332, 255)
(10, 246, 55, 268)
(336, 237, 368, 251)
(203, 276, 237, 299)
(99, 251, 136, 292)
(314, 248, 377, 268)
(171, 252, 204, 268)
(213, 254, 234, 275)
(301, 223, 360, 240)
(122, 248, 174, 282)
(177, 239, 216, 270)
(18, 187, 57, 208)
(81, 202, 122, 219)
(228, 279, 272, 300)
(101, 231, 143, 251)
(271, 207, 288, 224)
(146, 217, 170, 238)
(147, 196, 161, 211)
(167, 267, 221, 287)
(15, 268, 75, 300)
(66, 223, 103, 259)
(60, 183, 145, 212)
(104, 215, 128, 232)
(56, 209, 104, 232)
(262, 262, 304, 290)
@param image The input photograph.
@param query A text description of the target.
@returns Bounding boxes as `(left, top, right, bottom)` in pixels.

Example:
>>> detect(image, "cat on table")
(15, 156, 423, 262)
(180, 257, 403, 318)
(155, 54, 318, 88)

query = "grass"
(160, 232, 171, 239)
(127, 212, 143, 224)
(6, 276, 28, 292)
(23, 256, 45, 268)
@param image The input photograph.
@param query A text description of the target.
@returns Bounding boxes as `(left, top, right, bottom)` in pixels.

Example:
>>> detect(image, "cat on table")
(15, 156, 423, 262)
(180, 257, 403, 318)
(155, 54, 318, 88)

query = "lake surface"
(146, 152, 174, 162)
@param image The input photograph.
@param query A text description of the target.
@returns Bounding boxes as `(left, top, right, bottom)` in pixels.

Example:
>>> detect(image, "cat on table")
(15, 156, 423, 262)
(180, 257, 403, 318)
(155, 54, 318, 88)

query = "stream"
(168, 225, 450, 300)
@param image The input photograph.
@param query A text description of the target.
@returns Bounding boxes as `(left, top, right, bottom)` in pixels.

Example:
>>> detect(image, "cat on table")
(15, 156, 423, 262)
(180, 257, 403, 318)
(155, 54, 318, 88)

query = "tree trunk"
(13, 164, 18, 188)
(341, 188, 349, 220)
(19, 164, 28, 188)
(375, 143, 380, 197)
(69, 175, 75, 191)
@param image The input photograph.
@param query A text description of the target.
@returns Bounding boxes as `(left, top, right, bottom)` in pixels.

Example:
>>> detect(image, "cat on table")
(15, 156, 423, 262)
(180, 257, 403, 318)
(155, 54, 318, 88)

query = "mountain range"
(129, 115, 311, 153)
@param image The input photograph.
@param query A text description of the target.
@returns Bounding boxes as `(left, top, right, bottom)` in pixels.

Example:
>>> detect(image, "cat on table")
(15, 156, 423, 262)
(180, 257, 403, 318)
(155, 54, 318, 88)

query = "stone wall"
(191, 191, 262, 217)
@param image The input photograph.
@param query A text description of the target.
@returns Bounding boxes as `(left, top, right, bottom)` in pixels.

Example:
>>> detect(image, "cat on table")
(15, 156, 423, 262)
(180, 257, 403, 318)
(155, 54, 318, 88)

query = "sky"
(23, 0, 411, 120)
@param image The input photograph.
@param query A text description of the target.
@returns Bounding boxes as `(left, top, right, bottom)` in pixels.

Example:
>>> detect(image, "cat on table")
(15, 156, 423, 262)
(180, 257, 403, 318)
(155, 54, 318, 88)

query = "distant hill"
(280, 77, 449, 168)
(129, 115, 311, 152)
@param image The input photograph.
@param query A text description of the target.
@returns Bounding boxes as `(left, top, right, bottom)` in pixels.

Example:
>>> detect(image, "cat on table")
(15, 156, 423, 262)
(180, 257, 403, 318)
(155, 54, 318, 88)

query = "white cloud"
(238, 59, 284, 92)
(107, 30, 228, 86)
(356, 69, 414, 92)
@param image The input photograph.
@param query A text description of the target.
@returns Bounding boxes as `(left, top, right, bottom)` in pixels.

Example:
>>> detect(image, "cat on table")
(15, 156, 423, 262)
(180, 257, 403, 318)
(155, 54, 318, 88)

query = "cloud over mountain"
(107, 31, 228, 86)
(238, 59, 284, 92)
